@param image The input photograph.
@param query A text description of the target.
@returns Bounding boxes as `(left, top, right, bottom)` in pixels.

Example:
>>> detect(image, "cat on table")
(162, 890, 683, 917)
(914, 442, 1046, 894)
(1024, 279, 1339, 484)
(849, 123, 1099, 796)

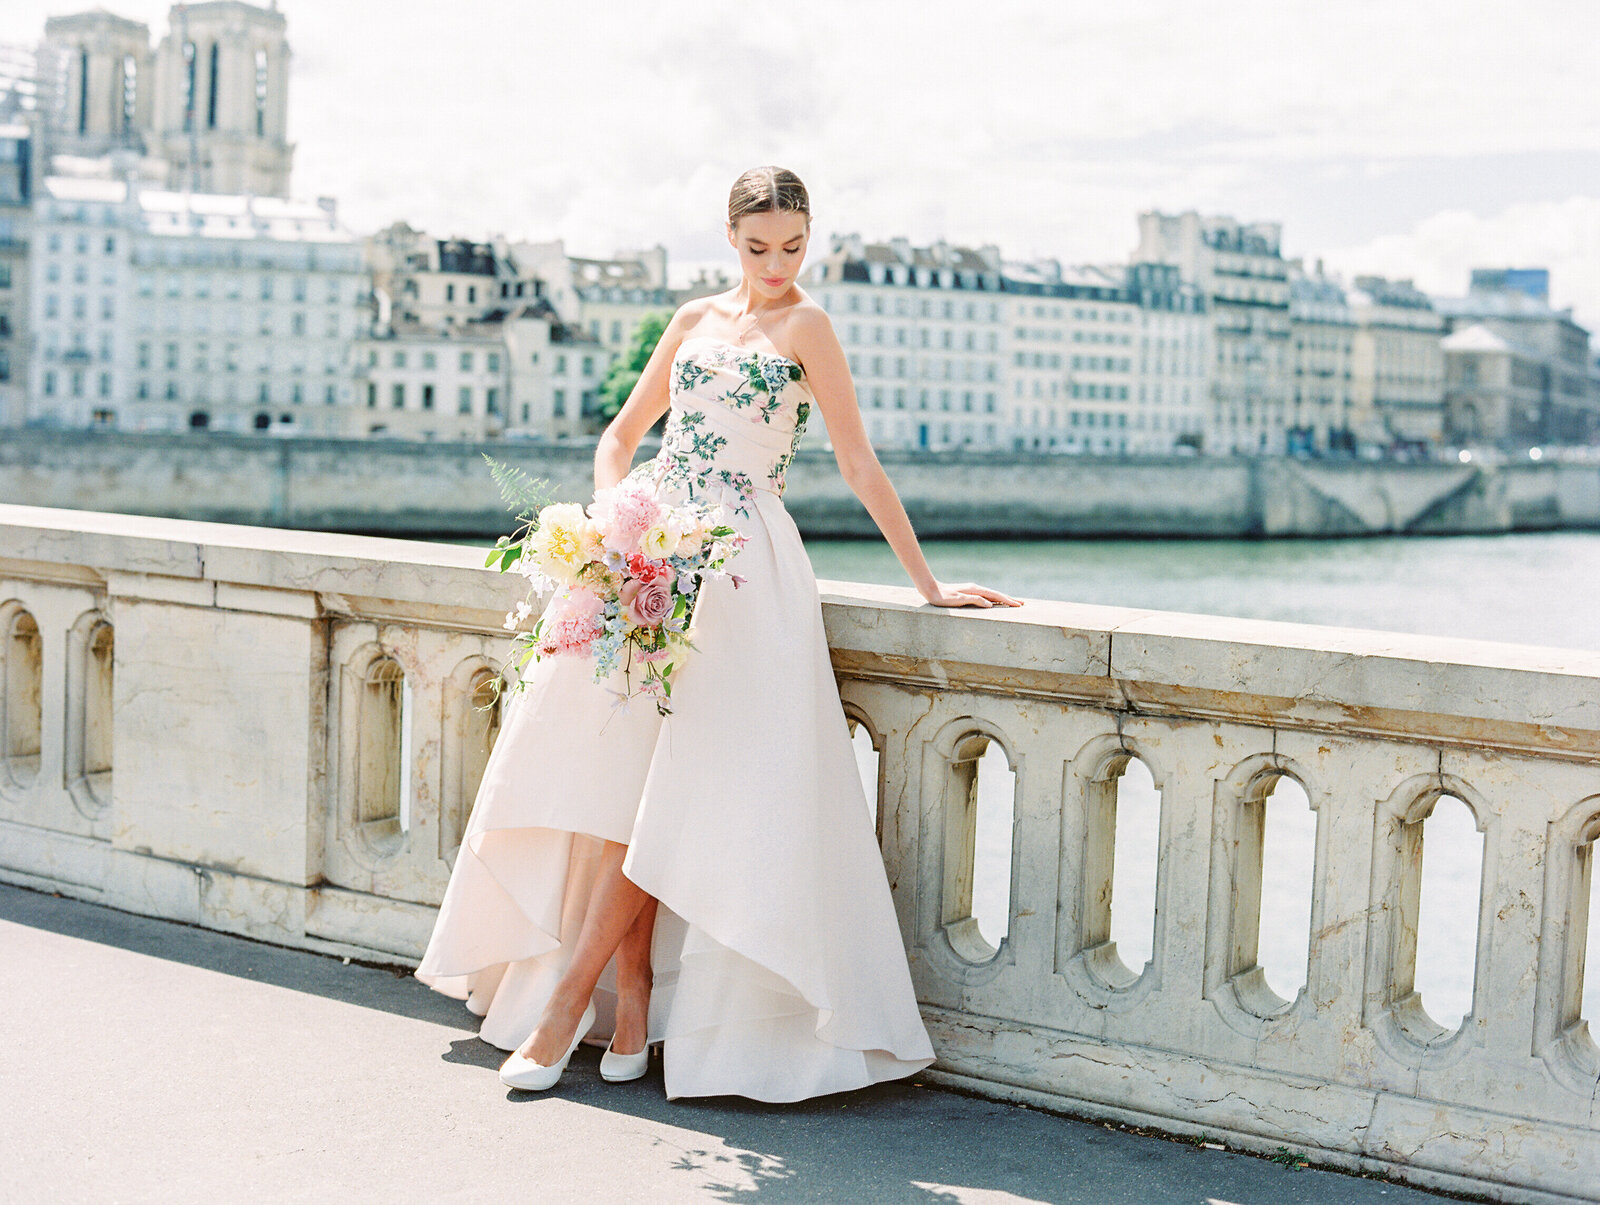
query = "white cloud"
(1321, 197, 1600, 333)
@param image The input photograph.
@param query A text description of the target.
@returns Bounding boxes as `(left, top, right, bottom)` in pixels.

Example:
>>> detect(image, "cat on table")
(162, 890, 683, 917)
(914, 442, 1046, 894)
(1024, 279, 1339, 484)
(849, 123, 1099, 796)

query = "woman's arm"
(788, 306, 1022, 609)
(593, 304, 702, 492)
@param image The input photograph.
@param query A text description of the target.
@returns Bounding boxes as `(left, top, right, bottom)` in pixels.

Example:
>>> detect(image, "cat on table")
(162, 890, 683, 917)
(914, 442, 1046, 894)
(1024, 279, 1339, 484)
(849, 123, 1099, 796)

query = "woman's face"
(727, 210, 809, 299)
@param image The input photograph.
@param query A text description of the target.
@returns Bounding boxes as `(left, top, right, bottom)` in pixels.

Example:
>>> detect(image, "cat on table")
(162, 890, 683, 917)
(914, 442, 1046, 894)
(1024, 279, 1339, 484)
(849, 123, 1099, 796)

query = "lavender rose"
(619, 577, 674, 627)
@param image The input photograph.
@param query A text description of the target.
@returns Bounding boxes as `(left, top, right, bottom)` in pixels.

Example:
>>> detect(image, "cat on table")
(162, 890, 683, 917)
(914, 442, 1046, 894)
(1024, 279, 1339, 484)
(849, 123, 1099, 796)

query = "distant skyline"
(6, 0, 1598, 332)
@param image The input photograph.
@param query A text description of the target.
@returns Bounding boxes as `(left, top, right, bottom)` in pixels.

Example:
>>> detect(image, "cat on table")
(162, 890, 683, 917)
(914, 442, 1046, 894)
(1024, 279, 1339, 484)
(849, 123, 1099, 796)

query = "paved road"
(0, 882, 1465, 1205)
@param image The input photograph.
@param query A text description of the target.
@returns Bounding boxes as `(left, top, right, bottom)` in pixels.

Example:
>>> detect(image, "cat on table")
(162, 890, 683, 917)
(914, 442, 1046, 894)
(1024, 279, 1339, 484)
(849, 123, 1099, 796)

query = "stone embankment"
(1, 429, 1596, 537)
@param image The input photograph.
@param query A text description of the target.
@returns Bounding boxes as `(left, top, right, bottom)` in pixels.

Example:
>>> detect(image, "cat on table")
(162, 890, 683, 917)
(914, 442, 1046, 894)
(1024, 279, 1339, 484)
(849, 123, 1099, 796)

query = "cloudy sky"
(8, 0, 1599, 331)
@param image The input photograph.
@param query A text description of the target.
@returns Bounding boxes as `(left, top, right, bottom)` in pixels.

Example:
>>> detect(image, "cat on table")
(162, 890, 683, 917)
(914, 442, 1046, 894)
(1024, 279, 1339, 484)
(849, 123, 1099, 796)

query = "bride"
(415, 165, 1022, 1101)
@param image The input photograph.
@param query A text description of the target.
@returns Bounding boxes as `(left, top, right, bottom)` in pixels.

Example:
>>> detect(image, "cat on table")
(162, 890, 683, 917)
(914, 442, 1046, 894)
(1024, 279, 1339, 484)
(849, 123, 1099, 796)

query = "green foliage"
(480, 453, 555, 576)
(598, 311, 672, 420)
(482, 453, 554, 522)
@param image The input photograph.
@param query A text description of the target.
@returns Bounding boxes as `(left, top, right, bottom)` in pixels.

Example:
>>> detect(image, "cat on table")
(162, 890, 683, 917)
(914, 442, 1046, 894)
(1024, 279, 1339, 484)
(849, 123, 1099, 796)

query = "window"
(457, 386, 472, 414)
(393, 351, 406, 369)
(392, 383, 405, 409)
(422, 384, 435, 411)
(460, 351, 474, 372)
(446, 284, 455, 302)
(422, 351, 436, 370)
(487, 352, 500, 373)
(485, 388, 500, 415)
(553, 389, 566, 417)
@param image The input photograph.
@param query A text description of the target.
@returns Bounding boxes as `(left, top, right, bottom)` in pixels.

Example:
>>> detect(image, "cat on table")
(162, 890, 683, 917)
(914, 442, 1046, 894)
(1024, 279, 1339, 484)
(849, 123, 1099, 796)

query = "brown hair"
(727, 166, 810, 231)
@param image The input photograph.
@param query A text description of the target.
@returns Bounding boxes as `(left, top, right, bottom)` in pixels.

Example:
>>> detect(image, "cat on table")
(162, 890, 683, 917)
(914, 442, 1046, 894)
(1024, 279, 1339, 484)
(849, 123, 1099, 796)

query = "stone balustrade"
(0, 501, 1596, 1203)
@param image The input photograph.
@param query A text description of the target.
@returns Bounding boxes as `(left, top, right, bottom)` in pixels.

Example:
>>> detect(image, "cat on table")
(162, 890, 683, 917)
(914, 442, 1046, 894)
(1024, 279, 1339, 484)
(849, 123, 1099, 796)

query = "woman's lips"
(761, 276, 785, 286)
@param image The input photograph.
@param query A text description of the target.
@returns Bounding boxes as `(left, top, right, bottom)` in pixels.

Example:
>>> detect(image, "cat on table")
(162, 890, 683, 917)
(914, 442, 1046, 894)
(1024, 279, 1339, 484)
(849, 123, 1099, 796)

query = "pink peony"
(537, 589, 603, 656)
(619, 577, 674, 627)
(589, 481, 662, 555)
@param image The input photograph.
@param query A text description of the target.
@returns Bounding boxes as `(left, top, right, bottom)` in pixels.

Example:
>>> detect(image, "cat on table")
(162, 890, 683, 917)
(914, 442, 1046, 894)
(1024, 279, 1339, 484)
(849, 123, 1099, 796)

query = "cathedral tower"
(40, 10, 154, 157)
(151, 1, 293, 196)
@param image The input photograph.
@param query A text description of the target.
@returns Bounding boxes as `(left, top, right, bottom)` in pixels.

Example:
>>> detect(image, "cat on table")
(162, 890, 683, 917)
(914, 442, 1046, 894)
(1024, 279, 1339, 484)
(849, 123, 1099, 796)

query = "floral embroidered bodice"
(633, 336, 813, 519)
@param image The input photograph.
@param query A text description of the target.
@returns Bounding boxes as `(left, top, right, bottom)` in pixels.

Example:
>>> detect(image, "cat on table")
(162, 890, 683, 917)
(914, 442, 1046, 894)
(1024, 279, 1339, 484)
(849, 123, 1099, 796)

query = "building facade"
(27, 175, 364, 433)
(1347, 275, 1446, 448)
(1133, 211, 1293, 456)
(1287, 264, 1356, 454)
(1441, 324, 1549, 449)
(803, 234, 1006, 451)
(1436, 270, 1597, 446)
(0, 123, 30, 427)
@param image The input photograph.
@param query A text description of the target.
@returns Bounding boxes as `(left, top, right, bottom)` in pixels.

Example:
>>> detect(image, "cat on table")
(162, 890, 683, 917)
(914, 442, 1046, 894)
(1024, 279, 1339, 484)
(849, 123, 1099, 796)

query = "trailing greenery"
(597, 311, 671, 421)
(480, 453, 554, 573)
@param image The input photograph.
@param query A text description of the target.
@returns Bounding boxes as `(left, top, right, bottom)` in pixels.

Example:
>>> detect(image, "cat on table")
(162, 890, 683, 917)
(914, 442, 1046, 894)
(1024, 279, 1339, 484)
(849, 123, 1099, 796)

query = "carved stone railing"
(0, 503, 1595, 1203)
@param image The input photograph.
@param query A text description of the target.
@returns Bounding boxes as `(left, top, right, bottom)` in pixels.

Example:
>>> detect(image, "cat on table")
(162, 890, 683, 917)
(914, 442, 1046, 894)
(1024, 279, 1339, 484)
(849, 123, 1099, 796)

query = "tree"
(598, 311, 672, 421)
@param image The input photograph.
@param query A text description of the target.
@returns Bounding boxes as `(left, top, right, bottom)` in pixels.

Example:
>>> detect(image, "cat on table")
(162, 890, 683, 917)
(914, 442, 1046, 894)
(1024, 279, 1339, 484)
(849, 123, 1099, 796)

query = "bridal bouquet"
(486, 464, 748, 715)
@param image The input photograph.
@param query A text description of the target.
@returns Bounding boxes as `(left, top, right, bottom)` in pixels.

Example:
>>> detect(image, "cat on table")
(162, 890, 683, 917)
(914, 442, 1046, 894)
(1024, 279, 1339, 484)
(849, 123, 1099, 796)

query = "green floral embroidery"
(767, 398, 811, 495)
(647, 340, 812, 513)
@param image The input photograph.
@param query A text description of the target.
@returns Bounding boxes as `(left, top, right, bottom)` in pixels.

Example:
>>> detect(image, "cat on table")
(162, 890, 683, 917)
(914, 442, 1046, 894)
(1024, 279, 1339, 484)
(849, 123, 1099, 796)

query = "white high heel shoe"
(598, 1033, 651, 1083)
(499, 1000, 597, 1091)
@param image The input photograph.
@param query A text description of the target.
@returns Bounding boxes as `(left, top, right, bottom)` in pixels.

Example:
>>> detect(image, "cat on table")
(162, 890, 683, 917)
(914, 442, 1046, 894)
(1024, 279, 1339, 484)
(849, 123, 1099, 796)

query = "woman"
(415, 165, 1022, 1101)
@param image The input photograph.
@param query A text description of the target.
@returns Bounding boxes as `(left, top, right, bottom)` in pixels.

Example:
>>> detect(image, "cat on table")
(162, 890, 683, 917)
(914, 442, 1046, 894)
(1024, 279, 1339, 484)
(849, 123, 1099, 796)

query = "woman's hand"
(919, 579, 1024, 609)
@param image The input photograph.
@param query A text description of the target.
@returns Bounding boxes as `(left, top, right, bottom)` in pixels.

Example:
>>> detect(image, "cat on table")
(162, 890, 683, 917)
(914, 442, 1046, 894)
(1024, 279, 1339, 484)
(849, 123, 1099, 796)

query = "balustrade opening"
(972, 741, 1014, 951)
(83, 622, 113, 784)
(1106, 756, 1160, 976)
(3, 609, 42, 786)
(1582, 824, 1600, 1034)
(462, 669, 502, 800)
(357, 657, 406, 843)
(846, 716, 881, 837)
(1414, 793, 1482, 1033)
(1257, 774, 1316, 1003)
(940, 731, 1016, 963)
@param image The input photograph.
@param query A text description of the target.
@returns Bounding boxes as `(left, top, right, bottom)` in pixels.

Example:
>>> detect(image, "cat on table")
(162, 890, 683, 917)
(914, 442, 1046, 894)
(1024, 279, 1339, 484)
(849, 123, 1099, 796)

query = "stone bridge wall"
(0, 503, 1596, 1202)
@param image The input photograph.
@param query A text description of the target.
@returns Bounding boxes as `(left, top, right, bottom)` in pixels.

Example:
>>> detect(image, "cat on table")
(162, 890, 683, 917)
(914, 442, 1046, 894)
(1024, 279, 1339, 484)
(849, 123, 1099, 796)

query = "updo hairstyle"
(727, 166, 811, 231)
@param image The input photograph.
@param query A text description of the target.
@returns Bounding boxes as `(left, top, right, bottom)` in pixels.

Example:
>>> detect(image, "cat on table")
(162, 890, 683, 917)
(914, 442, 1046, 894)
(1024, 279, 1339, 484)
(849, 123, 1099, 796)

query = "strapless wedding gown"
(415, 334, 936, 1101)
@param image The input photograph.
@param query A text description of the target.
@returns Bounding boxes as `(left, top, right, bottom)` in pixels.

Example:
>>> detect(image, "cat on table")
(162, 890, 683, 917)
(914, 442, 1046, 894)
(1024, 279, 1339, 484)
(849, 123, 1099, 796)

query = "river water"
(807, 531, 1600, 1031)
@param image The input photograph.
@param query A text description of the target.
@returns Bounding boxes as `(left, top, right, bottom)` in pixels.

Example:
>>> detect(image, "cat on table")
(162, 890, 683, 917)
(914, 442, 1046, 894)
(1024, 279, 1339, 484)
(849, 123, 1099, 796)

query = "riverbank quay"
(1, 502, 1596, 1202)
(0, 881, 1465, 1205)
(1, 428, 1597, 538)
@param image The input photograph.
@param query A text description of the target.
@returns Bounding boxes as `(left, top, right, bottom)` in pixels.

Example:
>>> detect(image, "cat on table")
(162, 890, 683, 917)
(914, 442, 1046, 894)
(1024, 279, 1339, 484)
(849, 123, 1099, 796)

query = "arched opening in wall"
(939, 730, 1017, 964)
(1413, 793, 1483, 1033)
(844, 711, 882, 840)
(1256, 774, 1316, 1004)
(357, 656, 407, 850)
(82, 622, 113, 793)
(1106, 756, 1160, 977)
(1579, 819, 1600, 1037)
(462, 668, 502, 801)
(3, 609, 43, 788)
(972, 741, 1014, 951)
